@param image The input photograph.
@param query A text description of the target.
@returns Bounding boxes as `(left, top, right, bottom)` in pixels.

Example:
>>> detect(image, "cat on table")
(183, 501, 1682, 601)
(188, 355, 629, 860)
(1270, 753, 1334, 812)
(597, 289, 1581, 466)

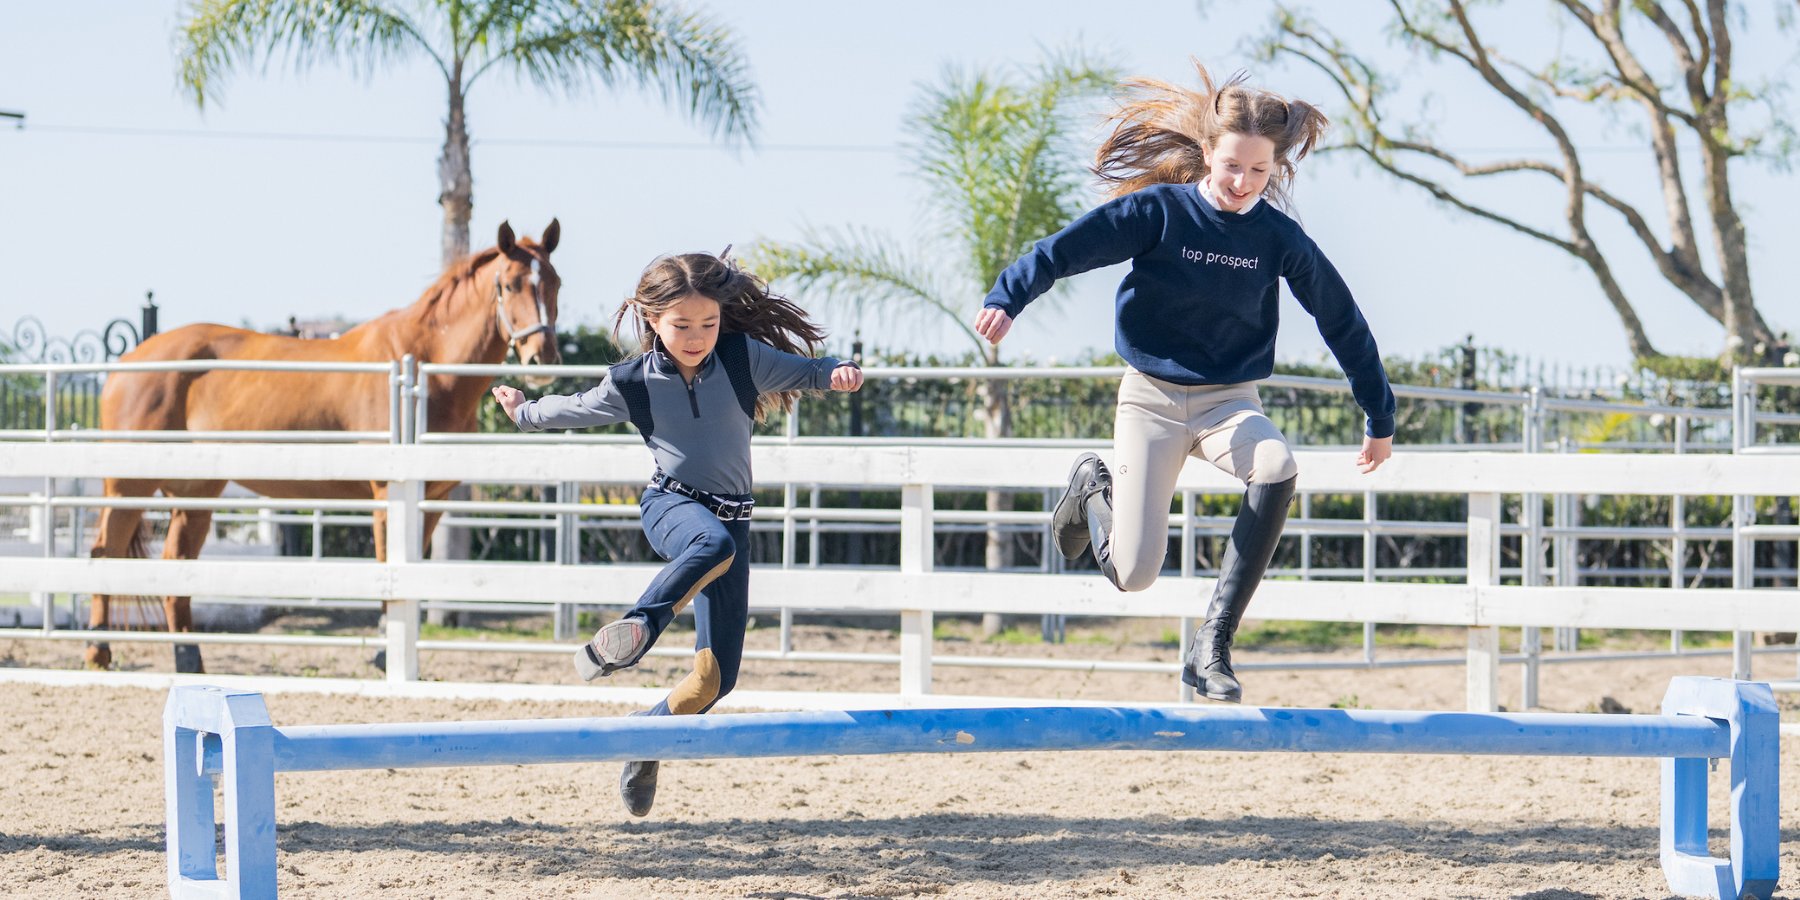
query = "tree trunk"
(439, 68, 473, 269)
(1702, 145, 1761, 361)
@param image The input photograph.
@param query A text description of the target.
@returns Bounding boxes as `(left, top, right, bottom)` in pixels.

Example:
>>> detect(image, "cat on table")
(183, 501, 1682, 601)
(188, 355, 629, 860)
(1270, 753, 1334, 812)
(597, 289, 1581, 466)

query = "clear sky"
(2, 1, 1794, 371)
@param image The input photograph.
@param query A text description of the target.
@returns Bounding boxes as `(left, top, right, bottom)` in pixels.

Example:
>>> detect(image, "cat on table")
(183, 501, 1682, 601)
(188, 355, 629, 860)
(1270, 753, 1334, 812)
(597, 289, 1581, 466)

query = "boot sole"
(1052, 453, 1102, 560)
(573, 619, 650, 682)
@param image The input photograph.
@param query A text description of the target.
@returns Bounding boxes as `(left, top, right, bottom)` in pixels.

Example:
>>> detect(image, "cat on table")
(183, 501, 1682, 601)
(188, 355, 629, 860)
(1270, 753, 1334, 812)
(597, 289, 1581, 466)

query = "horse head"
(493, 219, 563, 384)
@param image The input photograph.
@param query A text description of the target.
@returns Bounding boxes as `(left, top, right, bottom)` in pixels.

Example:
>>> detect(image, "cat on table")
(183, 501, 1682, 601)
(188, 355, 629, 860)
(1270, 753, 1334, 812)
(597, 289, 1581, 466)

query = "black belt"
(649, 471, 755, 521)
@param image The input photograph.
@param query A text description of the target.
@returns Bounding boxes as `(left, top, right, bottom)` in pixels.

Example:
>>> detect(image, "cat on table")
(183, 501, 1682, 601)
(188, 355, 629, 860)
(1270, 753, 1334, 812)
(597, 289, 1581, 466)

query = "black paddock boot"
(619, 759, 660, 817)
(1051, 453, 1111, 559)
(1182, 475, 1298, 702)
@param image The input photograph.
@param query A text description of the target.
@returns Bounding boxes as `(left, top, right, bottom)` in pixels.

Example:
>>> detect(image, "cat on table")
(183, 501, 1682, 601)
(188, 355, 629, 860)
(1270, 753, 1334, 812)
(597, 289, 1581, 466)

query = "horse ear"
(541, 218, 560, 255)
(497, 221, 517, 257)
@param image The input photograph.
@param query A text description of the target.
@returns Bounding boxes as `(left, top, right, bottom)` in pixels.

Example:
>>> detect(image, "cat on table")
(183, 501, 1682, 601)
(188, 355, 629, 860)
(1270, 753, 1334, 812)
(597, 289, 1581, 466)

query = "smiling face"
(648, 293, 723, 375)
(1204, 131, 1277, 212)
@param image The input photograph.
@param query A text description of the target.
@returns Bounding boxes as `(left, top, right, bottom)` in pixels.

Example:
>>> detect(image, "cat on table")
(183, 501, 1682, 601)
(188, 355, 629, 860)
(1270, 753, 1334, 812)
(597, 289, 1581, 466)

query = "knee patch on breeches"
(667, 647, 722, 715)
(1249, 439, 1298, 484)
(671, 554, 733, 617)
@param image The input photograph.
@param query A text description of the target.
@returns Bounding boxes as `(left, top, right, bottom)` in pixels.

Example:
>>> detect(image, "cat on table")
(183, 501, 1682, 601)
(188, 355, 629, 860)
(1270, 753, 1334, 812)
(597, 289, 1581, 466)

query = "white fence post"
(385, 479, 423, 682)
(898, 483, 934, 696)
(1467, 492, 1501, 712)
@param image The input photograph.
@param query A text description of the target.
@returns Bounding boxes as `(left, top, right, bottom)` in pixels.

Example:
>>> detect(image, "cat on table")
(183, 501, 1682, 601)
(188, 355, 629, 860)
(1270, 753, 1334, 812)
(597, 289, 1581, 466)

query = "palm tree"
(748, 50, 1118, 633)
(178, 0, 759, 266)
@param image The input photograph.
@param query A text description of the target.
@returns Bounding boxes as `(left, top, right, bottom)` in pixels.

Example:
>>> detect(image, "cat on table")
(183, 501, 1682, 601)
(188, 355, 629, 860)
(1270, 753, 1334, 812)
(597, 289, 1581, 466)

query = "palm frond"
(906, 49, 1120, 287)
(177, 0, 439, 108)
(468, 0, 758, 145)
(744, 226, 983, 353)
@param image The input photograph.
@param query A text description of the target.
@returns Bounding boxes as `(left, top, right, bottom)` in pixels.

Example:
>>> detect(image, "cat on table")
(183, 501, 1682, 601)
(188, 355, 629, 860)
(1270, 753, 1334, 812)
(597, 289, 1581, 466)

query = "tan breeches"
(1107, 371, 1298, 592)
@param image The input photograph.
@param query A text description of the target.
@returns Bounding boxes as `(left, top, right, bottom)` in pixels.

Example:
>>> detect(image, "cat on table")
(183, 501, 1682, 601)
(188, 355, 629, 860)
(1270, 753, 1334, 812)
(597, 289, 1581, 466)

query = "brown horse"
(85, 220, 563, 672)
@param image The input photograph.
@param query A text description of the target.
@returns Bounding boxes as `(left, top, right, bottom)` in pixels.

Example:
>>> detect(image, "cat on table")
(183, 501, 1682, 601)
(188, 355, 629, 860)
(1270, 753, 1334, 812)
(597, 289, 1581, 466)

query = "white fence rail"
(3, 443, 1797, 711)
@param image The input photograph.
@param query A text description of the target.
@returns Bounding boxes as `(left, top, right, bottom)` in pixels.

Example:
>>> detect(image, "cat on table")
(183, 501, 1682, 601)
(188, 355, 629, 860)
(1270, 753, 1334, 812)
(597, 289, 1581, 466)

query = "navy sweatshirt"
(984, 182, 1396, 438)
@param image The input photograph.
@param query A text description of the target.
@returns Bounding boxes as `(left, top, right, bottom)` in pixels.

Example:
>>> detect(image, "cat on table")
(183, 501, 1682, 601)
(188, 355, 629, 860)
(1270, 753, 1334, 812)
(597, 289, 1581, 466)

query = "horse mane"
(348, 244, 515, 335)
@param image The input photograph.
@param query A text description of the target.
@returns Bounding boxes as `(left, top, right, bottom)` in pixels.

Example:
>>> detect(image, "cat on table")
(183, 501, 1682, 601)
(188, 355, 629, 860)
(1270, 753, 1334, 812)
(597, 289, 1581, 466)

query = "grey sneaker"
(1051, 452, 1111, 560)
(573, 617, 651, 682)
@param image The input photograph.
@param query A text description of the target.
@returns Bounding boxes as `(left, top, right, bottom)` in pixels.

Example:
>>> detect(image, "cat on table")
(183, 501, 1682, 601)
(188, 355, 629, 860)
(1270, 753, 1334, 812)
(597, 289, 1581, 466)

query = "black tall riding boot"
(1182, 475, 1297, 702)
(1085, 481, 1121, 590)
(1051, 452, 1123, 589)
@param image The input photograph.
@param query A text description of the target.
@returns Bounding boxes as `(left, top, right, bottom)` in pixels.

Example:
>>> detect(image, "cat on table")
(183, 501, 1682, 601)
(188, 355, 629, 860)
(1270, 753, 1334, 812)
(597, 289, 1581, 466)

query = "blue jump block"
(165, 677, 1780, 900)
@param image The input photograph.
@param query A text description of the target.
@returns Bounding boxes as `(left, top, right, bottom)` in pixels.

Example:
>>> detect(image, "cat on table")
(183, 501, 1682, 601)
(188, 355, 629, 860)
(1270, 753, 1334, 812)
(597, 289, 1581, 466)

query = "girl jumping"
(975, 65, 1396, 704)
(492, 251, 863, 816)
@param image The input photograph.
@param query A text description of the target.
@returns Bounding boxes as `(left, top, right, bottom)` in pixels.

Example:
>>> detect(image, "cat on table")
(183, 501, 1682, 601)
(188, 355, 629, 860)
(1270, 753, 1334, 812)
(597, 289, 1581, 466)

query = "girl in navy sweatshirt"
(493, 251, 862, 816)
(975, 65, 1396, 704)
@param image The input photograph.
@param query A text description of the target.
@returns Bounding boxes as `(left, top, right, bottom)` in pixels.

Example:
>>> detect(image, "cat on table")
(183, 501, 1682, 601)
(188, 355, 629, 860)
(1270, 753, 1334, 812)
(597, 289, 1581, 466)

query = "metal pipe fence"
(1, 358, 1796, 707)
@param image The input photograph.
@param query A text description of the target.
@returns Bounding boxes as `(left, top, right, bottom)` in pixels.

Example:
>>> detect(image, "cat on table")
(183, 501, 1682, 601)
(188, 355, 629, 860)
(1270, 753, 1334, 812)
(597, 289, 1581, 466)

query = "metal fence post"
(1363, 490, 1378, 665)
(38, 369, 56, 633)
(388, 359, 403, 445)
(552, 480, 577, 641)
(1179, 489, 1196, 703)
(409, 358, 427, 444)
(1730, 367, 1753, 680)
(1521, 386, 1543, 710)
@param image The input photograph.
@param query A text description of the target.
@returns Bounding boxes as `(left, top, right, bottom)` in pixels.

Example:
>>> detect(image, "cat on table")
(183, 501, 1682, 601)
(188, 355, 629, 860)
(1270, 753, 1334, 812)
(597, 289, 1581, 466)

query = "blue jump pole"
(202, 704, 1730, 772)
(165, 677, 1779, 900)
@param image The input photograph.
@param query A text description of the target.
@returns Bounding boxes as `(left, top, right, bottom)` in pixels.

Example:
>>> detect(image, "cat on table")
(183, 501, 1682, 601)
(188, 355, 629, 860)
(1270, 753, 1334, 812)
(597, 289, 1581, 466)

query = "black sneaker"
(573, 617, 651, 682)
(1051, 452, 1110, 560)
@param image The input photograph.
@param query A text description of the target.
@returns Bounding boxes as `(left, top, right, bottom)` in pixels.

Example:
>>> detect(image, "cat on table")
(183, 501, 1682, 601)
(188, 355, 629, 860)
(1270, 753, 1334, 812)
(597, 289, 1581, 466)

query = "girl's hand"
(973, 306, 1013, 345)
(831, 364, 864, 392)
(490, 384, 526, 420)
(1356, 435, 1393, 474)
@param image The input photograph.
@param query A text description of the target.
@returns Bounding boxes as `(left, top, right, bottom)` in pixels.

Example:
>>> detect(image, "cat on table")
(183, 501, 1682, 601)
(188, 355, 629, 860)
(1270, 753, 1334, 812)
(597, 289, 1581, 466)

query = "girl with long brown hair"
(974, 64, 1396, 704)
(493, 250, 862, 816)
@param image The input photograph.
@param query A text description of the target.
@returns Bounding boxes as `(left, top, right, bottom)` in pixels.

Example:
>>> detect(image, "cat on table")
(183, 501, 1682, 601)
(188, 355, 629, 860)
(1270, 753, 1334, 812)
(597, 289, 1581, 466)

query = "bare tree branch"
(1260, 2, 1800, 359)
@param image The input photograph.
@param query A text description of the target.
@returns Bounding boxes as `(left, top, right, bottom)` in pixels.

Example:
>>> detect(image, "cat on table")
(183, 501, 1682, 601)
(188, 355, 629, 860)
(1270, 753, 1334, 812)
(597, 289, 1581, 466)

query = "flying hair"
(1093, 62, 1328, 209)
(613, 252, 829, 421)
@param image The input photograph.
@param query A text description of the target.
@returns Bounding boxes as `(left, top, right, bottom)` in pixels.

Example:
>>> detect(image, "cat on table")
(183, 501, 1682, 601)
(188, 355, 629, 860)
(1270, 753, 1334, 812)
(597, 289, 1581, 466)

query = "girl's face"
(649, 293, 723, 373)
(1205, 132, 1277, 212)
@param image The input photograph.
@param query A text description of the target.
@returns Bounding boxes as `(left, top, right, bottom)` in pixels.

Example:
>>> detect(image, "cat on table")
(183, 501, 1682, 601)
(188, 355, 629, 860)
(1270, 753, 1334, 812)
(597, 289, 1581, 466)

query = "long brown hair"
(1093, 62, 1327, 208)
(613, 251, 829, 421)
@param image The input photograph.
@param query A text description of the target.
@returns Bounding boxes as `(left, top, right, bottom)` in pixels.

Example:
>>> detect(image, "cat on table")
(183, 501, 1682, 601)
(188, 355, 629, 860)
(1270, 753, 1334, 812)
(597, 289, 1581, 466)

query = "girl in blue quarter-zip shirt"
(492, 250, 862, 818)
(975, 65, 1397, 705)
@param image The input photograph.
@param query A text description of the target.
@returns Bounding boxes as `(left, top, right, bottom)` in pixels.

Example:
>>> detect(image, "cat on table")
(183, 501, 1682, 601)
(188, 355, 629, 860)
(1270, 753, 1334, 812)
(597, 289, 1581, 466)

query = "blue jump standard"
(165, 677, 1780, 900)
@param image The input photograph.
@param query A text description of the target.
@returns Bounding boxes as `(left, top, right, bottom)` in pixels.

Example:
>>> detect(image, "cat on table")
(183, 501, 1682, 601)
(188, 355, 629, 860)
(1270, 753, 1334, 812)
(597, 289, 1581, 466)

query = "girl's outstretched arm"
(494, 377, 631, 432)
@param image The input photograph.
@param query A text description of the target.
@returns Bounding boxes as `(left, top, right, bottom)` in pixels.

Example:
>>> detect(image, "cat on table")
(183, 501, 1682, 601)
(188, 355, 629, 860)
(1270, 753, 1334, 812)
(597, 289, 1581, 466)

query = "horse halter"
(494, 256, 552, 349)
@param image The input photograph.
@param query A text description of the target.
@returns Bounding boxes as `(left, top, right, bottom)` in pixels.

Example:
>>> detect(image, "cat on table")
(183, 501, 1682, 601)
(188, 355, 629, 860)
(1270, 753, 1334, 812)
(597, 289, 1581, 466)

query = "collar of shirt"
(649, 336, 715, 380)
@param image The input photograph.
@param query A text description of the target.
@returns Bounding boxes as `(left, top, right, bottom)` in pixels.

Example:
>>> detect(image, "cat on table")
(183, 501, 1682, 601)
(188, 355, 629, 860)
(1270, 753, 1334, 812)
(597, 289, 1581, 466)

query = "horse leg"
(84, 478, 157, 669)
(162, 481, 225, 674)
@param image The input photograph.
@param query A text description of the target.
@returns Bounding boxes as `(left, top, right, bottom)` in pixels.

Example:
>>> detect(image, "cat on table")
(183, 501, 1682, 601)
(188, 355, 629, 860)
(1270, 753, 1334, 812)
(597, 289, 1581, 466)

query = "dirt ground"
(3, 617, 1798, 899)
